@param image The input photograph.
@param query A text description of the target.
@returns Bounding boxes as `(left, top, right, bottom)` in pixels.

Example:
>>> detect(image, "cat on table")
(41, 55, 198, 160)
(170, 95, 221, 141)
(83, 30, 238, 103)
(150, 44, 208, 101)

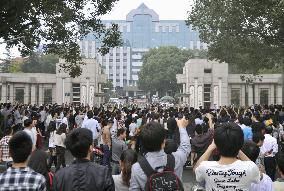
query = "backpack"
(139, 154, 184, 191)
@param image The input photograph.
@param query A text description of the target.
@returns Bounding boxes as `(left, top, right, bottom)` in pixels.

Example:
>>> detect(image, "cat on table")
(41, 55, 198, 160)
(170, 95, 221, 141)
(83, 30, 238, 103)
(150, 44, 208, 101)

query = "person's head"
(241, 141, 260, 163)
(65, 128, 93, 159)
(195, 124, 203, 135)
(277, 152, 284, 177)
(56, 123, 67, 135)
(265, 126, 273, 135)
(87, 111, 94, 119)
(117, 128, 127, 139)
(5, 127, 13, 136)
(9, 131, 32, 163)
(252, 132, 265, 147)
(28, 149, 49, 176)
(24, 119, 33, 128)
(243, 117, 252, 127)
(214, 122, 244, 158)
(140, 122, 166, 152)
(120, 149, 138, 187)
(164, 139, 178, 154)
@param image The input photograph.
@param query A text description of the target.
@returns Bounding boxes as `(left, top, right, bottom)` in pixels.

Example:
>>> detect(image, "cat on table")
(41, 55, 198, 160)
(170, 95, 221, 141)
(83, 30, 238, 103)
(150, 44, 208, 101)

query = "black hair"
(117, 128, 126, 137)
(65, 128, 93, 158)
(214, 122, 244, 157)
(56, 123, 67, 135)
(251, 122, 265, 133)
(24, 119, 32, 127)
(243, 117, 252, 126)
(277, 152, 284, 175)
(87, 111, 94, 119)
(252, 132, 265, 144)
(120, 149, 138, 187)
(28, 149, 50, 190)
(9, 131, 32, 163)
(241, 141, 260, 163)
(140, 122, 166, 152)
(164, 139, 178, 154)
(265, 126, 273, 134)
(195, 124, 203, 135)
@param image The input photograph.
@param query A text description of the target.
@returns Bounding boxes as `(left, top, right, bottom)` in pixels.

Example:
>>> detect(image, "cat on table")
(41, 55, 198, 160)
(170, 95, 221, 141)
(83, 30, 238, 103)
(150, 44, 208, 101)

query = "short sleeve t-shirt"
(195, 160, 260, 191)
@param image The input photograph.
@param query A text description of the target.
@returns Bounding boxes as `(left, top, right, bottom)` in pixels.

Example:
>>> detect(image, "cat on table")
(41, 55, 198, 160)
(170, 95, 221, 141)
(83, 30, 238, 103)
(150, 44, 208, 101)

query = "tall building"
(79, 3, 207, 96)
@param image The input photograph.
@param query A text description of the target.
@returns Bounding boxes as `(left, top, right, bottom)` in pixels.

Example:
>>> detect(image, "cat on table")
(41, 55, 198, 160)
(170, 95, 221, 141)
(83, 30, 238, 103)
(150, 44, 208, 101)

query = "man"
(0, 131, 46, 191)
(53, 128, 114, 191)
(23, 119, 37, 150)
(0, 128, 13, 169)
(111, 128, 128, 175)
(129, 118, 190, 190)
(194, 122, 260, 190)
(274, 152, 284, 191)
(241, 141, 273, 191)
(82, 111, 101, 146)
(260, 126, 278, 181)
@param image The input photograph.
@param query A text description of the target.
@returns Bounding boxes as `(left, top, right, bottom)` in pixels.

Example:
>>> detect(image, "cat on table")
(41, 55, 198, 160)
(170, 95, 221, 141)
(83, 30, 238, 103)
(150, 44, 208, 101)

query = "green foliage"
(21, 53, 58, 73)
(138, 47, 207, 96)
(9, 60, 23, 73)
(102, 80, 114, 90)
(188, 0, 284, 74)
(0, 0, 122, 77)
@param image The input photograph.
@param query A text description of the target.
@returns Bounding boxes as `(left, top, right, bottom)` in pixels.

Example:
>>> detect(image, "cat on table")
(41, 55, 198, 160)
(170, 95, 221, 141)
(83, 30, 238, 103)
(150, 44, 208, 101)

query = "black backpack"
(139, 154, 184, 191)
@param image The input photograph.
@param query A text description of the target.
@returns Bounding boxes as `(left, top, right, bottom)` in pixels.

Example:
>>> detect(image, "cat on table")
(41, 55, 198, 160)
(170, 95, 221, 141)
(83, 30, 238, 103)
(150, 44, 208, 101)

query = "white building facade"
(0, 59, 106, 107)
(177, 59, 283, 108)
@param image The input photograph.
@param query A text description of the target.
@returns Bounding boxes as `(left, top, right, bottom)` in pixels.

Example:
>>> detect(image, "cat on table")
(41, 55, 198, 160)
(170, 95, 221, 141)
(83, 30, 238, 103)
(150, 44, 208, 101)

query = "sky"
(0, 0, 193, 59)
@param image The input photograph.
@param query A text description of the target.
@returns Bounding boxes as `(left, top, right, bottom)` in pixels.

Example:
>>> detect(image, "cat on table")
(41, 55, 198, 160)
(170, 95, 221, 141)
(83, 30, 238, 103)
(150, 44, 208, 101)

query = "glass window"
(15, 88, 24, 103)
(260, 89, 269, 105)
(44, 89, 52, 104)
(0, 85, 2, 101)
(204, 69, 212, 73)
(231, 89, 240, 106)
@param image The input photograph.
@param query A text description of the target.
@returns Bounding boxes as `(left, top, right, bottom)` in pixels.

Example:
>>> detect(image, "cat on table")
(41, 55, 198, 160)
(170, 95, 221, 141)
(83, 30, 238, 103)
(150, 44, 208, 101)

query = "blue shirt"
(242, 126, 253, 140)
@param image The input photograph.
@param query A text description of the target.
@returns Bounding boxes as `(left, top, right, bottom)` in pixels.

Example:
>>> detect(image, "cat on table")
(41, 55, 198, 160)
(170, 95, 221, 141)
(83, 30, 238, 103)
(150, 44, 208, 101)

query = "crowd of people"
(0, 102, 283, 190)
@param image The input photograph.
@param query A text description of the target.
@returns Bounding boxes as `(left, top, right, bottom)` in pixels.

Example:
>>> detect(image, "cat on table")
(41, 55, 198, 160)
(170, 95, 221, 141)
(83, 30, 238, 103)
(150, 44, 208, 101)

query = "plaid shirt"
(0, 167, 46, 191)
(0, 136, 12, 161)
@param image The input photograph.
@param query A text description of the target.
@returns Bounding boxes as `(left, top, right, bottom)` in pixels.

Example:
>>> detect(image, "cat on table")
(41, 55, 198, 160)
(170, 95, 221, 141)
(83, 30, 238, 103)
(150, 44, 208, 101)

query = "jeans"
(48, 147, 57, 170)
(56, 146, 66, 171)
(101, 145, 111, 167)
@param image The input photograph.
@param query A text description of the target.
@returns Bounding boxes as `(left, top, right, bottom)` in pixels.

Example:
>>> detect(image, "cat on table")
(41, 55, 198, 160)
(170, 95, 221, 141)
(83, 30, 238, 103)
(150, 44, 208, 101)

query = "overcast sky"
(0, 0, 193, 59)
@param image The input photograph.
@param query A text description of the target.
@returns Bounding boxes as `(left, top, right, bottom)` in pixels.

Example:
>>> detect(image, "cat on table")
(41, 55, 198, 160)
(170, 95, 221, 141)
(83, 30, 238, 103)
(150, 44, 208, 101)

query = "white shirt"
(82, 118, 101, 140)
(260, 134, 278, 157)
(48, 131, 56, 148)
(61, 117, 69, 130)
(250, 173, 273, 191)
(54, 133, 66, 148)
(195, 160, 260, 191)
(129, 122, 137, 137)
(23, 128, 37, 146)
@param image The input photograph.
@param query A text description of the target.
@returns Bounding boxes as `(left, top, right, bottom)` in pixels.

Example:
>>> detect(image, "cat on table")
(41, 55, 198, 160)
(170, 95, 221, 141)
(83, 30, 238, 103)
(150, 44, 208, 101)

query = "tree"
(187, 0, 284, 74)
(138, 47, 207, 96)
(21, 53, 58, 73)
(0, 0, 122, 77)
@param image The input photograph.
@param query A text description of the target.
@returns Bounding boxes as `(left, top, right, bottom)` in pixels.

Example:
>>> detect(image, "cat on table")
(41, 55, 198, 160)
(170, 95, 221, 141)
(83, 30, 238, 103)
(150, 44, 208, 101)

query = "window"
(116, 79, 120, 82)
(260, 89, 269, 105)
(123, 66, 127, 69)
(116, 59, 120, 62)
(203, 84, 211, 109)
(231, 89, 240, 106)
(116, 53, 120, 56)
(123, 53, 127, 56)
(44, 89, 52, 104)
(123, 73, 126, 76)
(116, 66, 120, 69)
(72, 84, 80, 104)
(204, 69, 212, 73)
(123, 59, 127, 62)
(15, 88, 24, 103)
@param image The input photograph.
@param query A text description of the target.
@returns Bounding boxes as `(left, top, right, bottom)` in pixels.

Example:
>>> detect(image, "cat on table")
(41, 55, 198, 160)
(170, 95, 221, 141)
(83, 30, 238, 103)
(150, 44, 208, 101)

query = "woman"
(112, 149, 138, 191)
(46, 113, 57, 170)
(28, 149, 53, 191)
(54, 123, 67, 171)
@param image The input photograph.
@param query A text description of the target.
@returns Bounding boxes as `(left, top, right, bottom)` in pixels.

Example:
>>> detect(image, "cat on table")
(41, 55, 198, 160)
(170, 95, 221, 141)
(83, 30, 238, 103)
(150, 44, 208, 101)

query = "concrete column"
(248, 84, 253, 106)
(183, 84, 186, 103)
(1, 84, 7, 103)
(24, 84, 29, 104)
(86, 77, 90, 105)
(241, 84, 246, 106)
(254, 84, 260, 104)
(62, 78, 65, 104)
(270, 84, 275, 105)
(31, 84, 36, 104)
(218, 78, 222, 106)
(277, 85, 282, 104)
(194, 79, 198, 108)
(9, 83, 14, 103)
(38, 84, 44, 105)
